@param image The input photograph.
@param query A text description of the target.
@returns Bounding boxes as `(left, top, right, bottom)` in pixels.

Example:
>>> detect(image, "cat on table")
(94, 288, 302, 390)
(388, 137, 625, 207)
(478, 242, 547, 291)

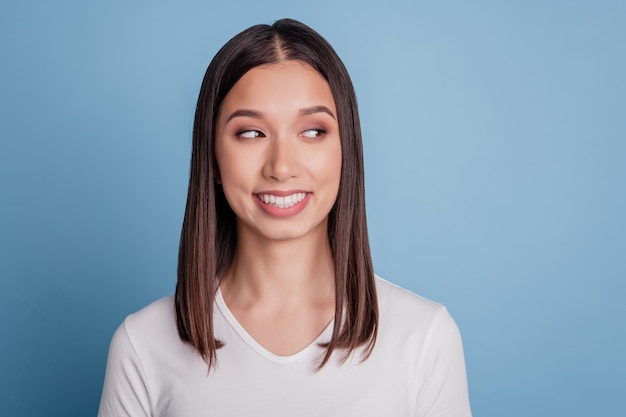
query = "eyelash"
(301, 128, 327, 139)
(236, 129, 266, 139)
(235, 128, 327, 139)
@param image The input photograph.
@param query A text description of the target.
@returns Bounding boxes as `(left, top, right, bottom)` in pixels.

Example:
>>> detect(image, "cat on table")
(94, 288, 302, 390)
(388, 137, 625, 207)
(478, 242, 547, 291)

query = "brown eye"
(301, 129, 326, 138)
(237, 130, 265, 139)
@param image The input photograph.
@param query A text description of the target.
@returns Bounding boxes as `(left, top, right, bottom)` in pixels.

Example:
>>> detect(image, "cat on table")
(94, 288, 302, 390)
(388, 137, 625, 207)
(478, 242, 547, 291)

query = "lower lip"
(254, 193, 311, 218)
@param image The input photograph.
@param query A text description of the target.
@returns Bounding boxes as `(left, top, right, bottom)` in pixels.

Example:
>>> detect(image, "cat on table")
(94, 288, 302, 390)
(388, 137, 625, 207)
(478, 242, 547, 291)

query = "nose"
(262, 135, 300, 182)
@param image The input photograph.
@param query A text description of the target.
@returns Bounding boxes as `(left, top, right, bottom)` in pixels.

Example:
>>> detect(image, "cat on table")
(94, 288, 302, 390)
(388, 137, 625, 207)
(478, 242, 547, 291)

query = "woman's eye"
(237, 130, 265, 139)
(301, 129, 326, 138)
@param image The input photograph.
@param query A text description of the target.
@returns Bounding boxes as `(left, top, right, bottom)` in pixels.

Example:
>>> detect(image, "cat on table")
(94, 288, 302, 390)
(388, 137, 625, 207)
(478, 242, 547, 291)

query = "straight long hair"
(176, 18, 378, 370)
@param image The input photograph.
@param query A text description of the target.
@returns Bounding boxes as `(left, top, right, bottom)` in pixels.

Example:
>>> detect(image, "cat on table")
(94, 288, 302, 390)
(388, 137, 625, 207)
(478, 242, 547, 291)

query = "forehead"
(219, 61, 336, 116)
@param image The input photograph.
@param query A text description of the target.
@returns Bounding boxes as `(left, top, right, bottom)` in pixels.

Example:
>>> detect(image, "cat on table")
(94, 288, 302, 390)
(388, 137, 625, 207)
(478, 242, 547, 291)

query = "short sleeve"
(98, 320, 152, 417)
(415, 307, 472, 417)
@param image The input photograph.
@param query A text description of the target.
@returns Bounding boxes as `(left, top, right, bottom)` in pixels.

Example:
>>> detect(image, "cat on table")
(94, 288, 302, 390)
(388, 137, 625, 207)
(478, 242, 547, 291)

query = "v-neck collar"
(215, 287, 335, 364)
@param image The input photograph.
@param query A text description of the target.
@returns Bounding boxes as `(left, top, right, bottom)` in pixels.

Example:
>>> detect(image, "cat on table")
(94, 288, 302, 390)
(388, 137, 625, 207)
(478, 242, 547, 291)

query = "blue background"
(1, 1, 624, 416)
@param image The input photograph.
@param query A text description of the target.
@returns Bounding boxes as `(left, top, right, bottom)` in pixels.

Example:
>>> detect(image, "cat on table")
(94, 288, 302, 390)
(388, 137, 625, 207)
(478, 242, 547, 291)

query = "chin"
(244, 219, 329, 243)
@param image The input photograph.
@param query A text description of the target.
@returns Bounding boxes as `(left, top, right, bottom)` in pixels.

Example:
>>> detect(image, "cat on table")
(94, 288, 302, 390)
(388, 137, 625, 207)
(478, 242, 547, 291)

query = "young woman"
(98, 19, 472, 417)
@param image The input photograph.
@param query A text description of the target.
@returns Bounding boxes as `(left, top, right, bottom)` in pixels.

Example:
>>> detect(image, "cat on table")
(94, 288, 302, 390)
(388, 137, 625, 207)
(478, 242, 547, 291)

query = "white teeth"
(257, 192, 307, 208)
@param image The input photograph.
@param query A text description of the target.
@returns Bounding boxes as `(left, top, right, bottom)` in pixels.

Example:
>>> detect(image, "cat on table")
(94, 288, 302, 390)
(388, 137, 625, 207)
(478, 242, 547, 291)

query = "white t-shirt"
(98, 277, 472, 417)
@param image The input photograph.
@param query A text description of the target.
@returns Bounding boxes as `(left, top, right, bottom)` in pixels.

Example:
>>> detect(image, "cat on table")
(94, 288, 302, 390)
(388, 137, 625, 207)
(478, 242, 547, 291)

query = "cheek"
(327, 141, 343, 181)
(218, 159, 253, 218)
(220, 161, 252, 193)
(216, 145, 255, 184)
(310, 142, 342, 190)
(215, 148, 243, 204)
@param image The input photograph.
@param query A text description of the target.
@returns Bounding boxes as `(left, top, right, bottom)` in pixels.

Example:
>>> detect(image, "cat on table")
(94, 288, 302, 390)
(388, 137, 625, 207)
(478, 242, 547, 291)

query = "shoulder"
(108, 295, 180, 360)
(100, 296, 176, 417)
(373, 277, 472, 417)
(374, 275, 461, 343)
(123, 295, 176, 336)
(375, 275, 444, 319)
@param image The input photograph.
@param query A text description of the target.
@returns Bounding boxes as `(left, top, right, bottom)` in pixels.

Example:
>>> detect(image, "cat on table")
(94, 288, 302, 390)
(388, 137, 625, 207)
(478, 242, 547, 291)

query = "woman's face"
(214, 60, 342, 243)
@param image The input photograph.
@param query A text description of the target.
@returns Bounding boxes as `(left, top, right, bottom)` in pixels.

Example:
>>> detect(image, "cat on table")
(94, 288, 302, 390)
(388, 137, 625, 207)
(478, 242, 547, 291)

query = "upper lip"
(254, 190, 309, 197)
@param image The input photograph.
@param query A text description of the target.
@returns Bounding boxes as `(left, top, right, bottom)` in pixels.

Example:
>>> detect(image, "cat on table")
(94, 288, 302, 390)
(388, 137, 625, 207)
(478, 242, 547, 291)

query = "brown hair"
(176, 18, 378, 370)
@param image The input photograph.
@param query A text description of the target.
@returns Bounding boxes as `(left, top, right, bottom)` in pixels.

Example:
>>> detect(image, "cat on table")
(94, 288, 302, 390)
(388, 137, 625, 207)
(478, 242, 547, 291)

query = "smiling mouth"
(256, 192, 308, 209)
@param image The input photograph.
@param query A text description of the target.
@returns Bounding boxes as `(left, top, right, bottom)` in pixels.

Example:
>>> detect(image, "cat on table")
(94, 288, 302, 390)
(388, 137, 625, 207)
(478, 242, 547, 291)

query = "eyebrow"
(298, 105, 336, 120)
(224, 105, 336, 124)
(225, 109, 263, 123)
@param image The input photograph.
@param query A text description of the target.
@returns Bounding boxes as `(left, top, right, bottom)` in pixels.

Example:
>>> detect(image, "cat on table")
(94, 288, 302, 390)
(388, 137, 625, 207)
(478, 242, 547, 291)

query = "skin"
(214, 60, 341, 356)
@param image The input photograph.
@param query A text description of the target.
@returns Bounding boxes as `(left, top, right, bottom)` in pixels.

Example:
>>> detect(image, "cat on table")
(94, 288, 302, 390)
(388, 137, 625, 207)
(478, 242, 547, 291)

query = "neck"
(221, 226, 335, 308)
